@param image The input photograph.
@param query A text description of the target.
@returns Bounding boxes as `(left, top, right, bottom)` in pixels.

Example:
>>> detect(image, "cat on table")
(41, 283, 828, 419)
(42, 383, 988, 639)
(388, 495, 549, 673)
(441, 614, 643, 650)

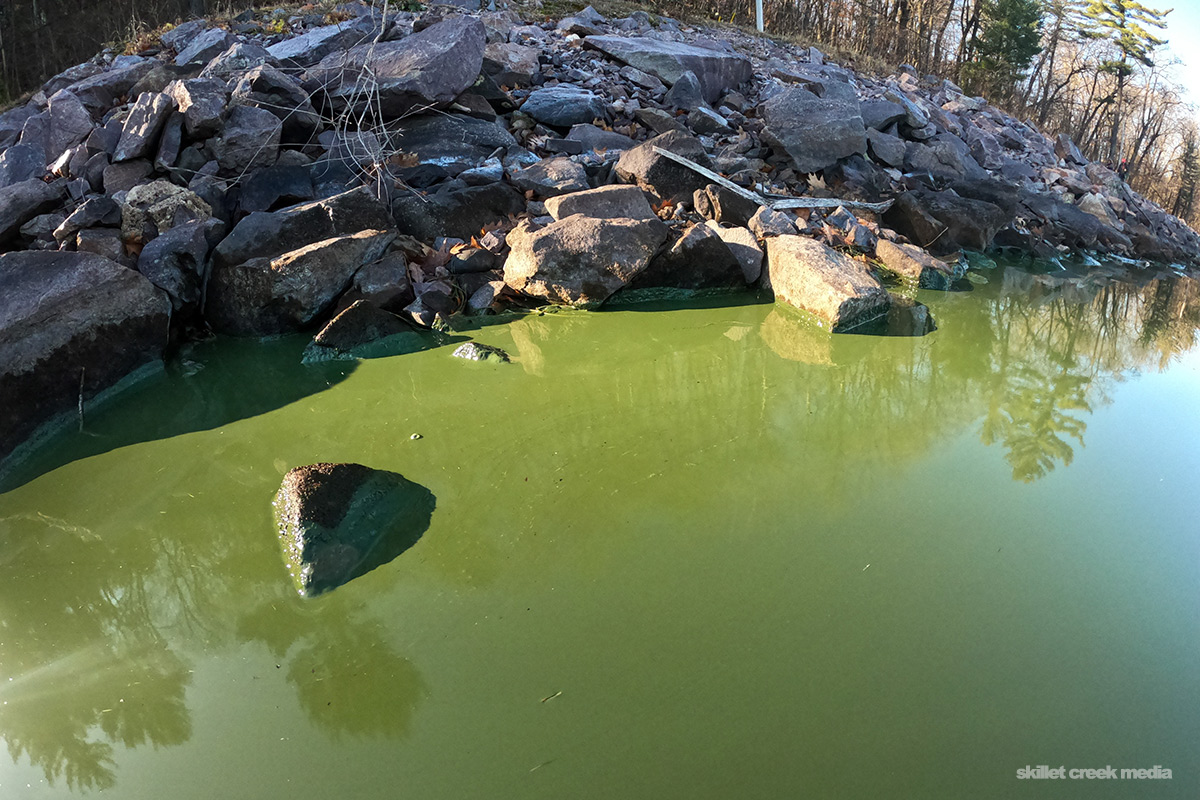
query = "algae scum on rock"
(273, 463, 436, 596)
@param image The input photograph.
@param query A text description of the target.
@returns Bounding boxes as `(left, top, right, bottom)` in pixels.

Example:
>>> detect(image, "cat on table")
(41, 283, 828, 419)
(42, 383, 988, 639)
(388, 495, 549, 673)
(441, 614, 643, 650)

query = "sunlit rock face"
(274, 463, 435, 596)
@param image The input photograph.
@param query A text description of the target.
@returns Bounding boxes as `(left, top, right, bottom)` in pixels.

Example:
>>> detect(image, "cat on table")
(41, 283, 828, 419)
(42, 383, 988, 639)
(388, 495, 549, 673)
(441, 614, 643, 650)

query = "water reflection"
(0, 263, 1197, 793)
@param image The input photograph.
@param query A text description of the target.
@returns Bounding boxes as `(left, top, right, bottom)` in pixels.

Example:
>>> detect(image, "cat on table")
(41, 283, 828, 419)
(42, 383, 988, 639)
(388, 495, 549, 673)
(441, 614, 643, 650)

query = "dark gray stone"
(385, 113, 516, 168)
(200, 42, 277, 81)
(0, 144, 47, 189)
(544, 184, 657, 221)
(267, 19, 375, 67)
(53, 196, 121, 242)
(136, 219, 214, 309)
(303, 16, 485, 116)
(46, 91, 96, 160)
(174, 28, 236, 67)
(0, 251, 169, 462)
(211, 105, 282, 175)
(614, 129, 712, 203)
(482, 42, 540, 87)
(165, 78, 228, 139)
(239, 165, 315, 213)
(663, 69, 704, 110)
(392, 182, 525, 241)
(566, 123, 636, 152)
(114, 93, 176, 162)
(230, 65, 320, 142)
(761, 84, 866, 173)
(0, 179, 67, 243)
(866, 128, 905, 168)
(521, 85, 606, 128)
(509, 157, 590, 197)
(103, 159, 153, 194)
(584, 35, 752, 103)
(628, 222, 743, 290)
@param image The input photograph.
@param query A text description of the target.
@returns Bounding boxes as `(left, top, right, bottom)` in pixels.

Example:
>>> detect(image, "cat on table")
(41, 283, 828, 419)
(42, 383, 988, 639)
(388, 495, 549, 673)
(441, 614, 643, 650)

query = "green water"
(2, 265, 1199, 798)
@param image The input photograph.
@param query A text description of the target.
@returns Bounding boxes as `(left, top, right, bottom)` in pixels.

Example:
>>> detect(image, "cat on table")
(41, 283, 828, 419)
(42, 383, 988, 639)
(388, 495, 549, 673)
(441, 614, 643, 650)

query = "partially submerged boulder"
(504, 214, 670, 305)
(875, 239, 963, 290)
(302, 299, 442, 362)
(0, 252, 170, 463)
(274, 463, 435, 596)
(764, 235, 890, 331)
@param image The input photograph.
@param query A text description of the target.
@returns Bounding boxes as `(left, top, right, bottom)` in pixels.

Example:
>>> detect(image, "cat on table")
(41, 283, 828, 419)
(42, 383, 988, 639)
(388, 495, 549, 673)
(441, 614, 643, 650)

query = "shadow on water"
(0, 335, 358, 494)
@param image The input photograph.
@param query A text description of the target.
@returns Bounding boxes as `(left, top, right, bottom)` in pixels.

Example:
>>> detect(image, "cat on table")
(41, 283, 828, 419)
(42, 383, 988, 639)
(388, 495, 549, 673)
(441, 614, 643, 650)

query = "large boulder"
(230, 66, 321, 142)
(212, 186, 394, 270)
(113, 92, 176, 162)
(884, 190, 1012, 254)
(391, 182, 524, 241)
(760, 84, 866, 173)
(627, 222, 744, 290)
(705, 221, 763, 284)
(764, 236, 889, 331)
(509, 156, 590, 197)
(0, 179, 67, 243)
(267, 19, 375, 68)
(208, 229, 396, 335)
(615, 130, 712, 204)
(385, 113, 516, 167)
(210, 104, 282, 175)
(504, 214, 670, 305)
(274, 463, 435, 596)
(583, 36, 752, 103)
(164, 78, 227, 139)
(520, 85, 606, 128)
(303, 16, 486, 116)
(544, 184, 657, 221)
(0, 252, 170, 462)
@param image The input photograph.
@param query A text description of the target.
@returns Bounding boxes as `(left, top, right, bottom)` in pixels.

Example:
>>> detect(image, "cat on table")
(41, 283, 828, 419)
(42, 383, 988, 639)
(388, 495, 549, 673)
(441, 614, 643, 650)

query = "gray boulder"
(764, 236, 890, 331)
(663, 70, 704, 110)
(504, 215, 670, 306)
(614, 129, 712, 203)
(761, 84, 866, 173)
(267, 19, 374, 67)
(385, 113, 516, 167)
(303, 16, 486, 116)
(0, 179, 67, 243)
(53, 196, 121, 242)
(213, 185, 394, 270)
(875, 239, 962, 290)
(509, 157, 590, 197)
(391, 181, 524, 241)
(884, 190, 1012, 254)
(584, 36, 752, 103)
(866, 128, 905, 168)
(46, 92, 96, 160)
(749, 206, 799, 239)
(174, 28, 236, 67)
(210, 105, 282, 175)
(113, 93, 176, 162)
(704, 221, 763, 283)
(208, 229, 396, 335)
(482, 42, 541, 87)
(165, 78, 228, 139)
(521, 85, 606, 128)
(274, 463, 434, 596)
(859, 99, 906, 132)
(544, 184, 657, 221)
(566, 123, 636, 152)
(627, 222, 743, 290)
(136, 219, 215, 309)
(0, 251, 169, 462)
(230, 65, 321, 142)
(200, 42, 277, 81)
(0, 144, 46, 189)
(693, 184, 759, 227)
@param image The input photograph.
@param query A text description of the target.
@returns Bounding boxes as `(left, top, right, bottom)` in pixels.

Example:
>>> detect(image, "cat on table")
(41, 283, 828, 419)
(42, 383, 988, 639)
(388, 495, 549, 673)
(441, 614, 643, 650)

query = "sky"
(1162, 2, 1200, 109)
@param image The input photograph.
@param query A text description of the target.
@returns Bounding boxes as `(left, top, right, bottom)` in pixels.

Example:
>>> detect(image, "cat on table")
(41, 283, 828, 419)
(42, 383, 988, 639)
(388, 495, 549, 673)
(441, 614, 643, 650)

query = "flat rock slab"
(0, 251, 169, 461)
(275, 463, 435, 596)
(304, 16, 485, 116)
(544, 184, 657, 221)
(764, 235, 889, 331)
(584, 36, 752, 103)
(504, 214, 669, 306)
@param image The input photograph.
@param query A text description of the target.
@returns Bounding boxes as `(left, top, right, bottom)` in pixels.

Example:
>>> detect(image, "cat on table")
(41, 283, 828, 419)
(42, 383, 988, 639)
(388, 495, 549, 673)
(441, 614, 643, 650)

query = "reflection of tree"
(0, 513, 193, 793)
(237, 595, 426, 741)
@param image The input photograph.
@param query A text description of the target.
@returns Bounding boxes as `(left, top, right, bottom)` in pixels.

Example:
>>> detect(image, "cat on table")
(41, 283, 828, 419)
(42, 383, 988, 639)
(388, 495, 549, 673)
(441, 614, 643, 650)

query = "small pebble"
(410, 433, 422, 440)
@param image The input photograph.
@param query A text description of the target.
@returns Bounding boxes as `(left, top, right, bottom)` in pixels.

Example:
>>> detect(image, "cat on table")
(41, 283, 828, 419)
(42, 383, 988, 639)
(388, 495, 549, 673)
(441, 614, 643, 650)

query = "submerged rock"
(274, 463, 435, 596)
(875, 239, 963, 290)
(302, 299, 442, 362)
(452, 341, 510, 362)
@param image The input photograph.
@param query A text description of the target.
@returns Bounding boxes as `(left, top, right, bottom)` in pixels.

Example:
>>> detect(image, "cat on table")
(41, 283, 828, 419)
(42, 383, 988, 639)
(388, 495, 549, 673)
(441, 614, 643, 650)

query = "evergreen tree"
(961, 0, 1046, 103)
(1082, 0, 1171, 163)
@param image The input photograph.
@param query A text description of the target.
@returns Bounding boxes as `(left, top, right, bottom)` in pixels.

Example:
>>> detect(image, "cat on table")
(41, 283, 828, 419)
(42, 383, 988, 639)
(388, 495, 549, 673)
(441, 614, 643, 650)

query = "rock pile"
(1, 1, 1197, 465)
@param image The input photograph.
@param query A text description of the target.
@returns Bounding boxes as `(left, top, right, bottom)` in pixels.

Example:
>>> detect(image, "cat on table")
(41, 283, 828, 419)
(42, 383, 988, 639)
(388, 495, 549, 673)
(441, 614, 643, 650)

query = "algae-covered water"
(2, 263, 1199, 798)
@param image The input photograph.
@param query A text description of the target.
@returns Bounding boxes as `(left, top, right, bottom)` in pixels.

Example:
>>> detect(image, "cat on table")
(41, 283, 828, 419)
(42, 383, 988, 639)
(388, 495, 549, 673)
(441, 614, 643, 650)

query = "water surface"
(2, 263, 1199, 798)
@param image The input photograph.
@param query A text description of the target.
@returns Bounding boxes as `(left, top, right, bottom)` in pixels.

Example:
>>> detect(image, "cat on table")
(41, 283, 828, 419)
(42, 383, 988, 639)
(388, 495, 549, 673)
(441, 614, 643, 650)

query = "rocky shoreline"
(1, 1, 1198, 469)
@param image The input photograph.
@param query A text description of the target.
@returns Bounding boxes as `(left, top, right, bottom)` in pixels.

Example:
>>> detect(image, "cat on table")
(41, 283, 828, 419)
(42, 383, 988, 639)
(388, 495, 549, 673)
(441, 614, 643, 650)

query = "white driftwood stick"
(650, 146, 894, 214)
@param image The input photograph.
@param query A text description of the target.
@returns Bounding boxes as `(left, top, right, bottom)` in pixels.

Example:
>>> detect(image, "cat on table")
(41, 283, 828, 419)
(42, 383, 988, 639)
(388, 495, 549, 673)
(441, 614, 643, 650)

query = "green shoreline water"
(2, 263, 1199, 798)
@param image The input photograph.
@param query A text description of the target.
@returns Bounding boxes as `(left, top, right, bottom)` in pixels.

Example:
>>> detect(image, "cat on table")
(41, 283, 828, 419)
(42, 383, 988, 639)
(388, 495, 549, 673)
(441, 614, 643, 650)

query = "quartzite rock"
(584, 36, 752, 103)
(0, 251, 170, 462)
(627, 222, 744, 290)
(615, 130, 712, 203)
(760, 84, 866, 173)
(0, 179, 67, 243)
(504, 214, 670, 305)
(113, 92, 176, 162)
(208, 229, 396, 335)
(875, 239, 962, 290)
(274, 462, 434, 596)
(544, 184, 657, 221)
(213, 185, 394, 269)
(303, 16, 485, 116)
(705, 221, 763, 283)
(764, 235, 890, 331)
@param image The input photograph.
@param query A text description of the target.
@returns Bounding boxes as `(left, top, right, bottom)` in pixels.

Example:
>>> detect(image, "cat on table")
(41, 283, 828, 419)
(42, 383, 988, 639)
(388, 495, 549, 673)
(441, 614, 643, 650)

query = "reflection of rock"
(274, 463, 435, 596)
(758, 308, 834, 365)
